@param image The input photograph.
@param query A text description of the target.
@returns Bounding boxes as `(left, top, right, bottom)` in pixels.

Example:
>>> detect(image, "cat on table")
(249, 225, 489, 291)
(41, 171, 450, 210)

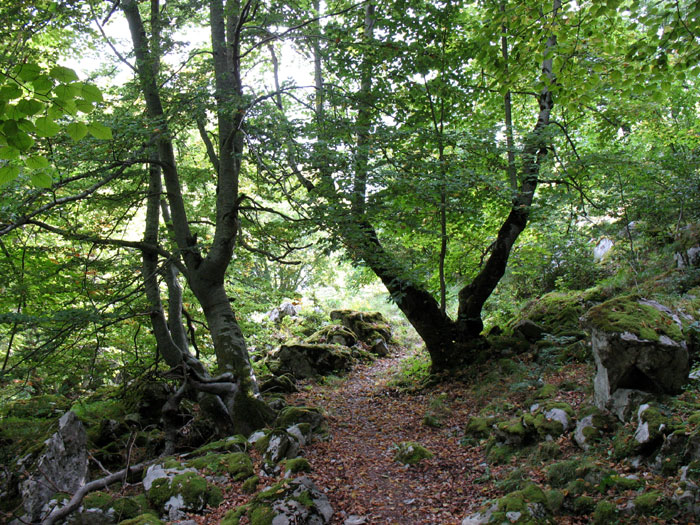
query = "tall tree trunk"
(123, 0, 272, 435)
(315, 0, 560, 371)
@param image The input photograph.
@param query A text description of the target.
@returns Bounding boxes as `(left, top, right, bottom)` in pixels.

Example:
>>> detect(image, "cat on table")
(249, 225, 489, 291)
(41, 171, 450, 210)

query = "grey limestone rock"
(270, 476, 332, 525)
(20, 411, 88, 523)
(590, 328, 688, 413)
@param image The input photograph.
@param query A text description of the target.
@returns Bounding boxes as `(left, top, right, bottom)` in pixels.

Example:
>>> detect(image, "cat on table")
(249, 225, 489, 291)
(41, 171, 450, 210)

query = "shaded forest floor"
(290, 349, 484, 524)
(194, 341, 679, 525)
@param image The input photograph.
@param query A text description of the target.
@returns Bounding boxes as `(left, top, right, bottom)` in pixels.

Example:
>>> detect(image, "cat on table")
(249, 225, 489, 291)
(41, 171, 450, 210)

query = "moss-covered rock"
(516, 290, 594, 336)
(1, 394, 71, 419)
(393, 441, 433, 465)
(584, 295, 683, 342)
(531, 441, 562, 463)
(486, 443, 514, 465)
(493, 484, 553, 523)
(494, 417, 536, 446)
(465, 415, 496, 439)
(241, 475, 259, 494)
(186, 452, 253, 480)
(633, 490, 665, 515)
(284, 457, 311, 476)
(275, 406, 325, 432)
(536, 383, 558, 399)
(82, 490, 114, 510)
(146, 471, 222, 514)
(305, 324, 357, 347)
(193, 435, 248, 455)
(546, 459, 612, 488)
(271, 343, 354, 379)
(329, 309, 392, 345)
(592, 500, 617, 524)
(598, 474, 645, 493)
(118, 513, 163, 525)
(572, 495, 595, 514)
(222, 476, 332, 525)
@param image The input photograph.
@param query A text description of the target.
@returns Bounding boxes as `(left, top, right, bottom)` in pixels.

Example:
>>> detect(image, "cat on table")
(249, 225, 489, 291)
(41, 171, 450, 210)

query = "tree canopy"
(0, 0, 698, 427)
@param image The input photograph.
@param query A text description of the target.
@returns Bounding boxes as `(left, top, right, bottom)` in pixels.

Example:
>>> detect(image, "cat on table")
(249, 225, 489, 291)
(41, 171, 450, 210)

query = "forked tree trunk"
(124, 0, 272, 436)
(310, 1, 560, 371)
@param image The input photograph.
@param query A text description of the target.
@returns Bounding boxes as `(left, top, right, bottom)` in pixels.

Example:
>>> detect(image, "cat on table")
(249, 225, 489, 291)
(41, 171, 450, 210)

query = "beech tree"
(289, 0, 562, 369)
(290, 0, 690, 369)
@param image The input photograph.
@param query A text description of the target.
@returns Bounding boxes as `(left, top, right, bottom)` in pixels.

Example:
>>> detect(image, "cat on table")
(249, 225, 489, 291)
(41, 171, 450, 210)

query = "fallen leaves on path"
(290, 350, 486, 524)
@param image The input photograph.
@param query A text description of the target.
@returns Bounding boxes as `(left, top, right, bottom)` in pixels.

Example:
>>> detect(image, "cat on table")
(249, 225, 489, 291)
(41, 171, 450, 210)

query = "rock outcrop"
(20, 411, 88, 522)
(583, 296, 689, 419)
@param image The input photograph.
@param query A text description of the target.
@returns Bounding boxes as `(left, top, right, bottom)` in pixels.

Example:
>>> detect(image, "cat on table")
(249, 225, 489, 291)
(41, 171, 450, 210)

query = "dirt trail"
(289, 351, 487, 524)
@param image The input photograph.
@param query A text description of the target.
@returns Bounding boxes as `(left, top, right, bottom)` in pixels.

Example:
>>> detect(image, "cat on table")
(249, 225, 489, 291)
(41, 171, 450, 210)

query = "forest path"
(289, 349, 486, 524)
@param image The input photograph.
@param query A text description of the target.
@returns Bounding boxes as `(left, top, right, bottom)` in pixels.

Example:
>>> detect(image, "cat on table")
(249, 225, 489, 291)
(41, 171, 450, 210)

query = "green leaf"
(30, 171, 53, 188)
(7, 130, 34, 151)
(0, 84, 23, 100)
(31, 75, 53, 93)
(0, 165, 20, 185)
(0, 147, 19, 160)
(74, 99, 94, 113)
(35, 117, 61, 137)
(87, 122, 112, 140)
(17, 99, 44, 116)
(54, 83, 80, 100)
(17, 119, 36, 134)
(26, 156, 50, 169)
(16, 63, 42, 82)
(49, 66, 79, 83)
(66, 122, 88, 141)
(79, 84, 103, 103)
(5, 104, 25, 120)
(47, 104, 64, 120)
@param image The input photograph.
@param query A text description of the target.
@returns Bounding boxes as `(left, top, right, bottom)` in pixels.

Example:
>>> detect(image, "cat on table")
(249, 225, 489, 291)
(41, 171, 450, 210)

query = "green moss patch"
(592, 500, 617, 524)
(147, 471, 222, 512)
(584, 295, 683, 342)
(1, 394, 71, 419)
(118, 513, 163, 525)
(186, 452, 253, 480)
(284, 457, 311, 475)
(633, 490, 664, 515)
(193, 435, 248, 454)
(393, 441, 433, 465)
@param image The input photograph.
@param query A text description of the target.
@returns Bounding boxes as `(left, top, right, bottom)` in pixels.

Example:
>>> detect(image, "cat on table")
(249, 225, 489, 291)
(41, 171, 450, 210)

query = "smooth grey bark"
(123, 0, 272, 434)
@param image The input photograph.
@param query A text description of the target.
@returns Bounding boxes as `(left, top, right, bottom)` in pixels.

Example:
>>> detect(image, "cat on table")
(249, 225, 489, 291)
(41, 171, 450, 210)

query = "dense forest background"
(1, 0, 699, 523)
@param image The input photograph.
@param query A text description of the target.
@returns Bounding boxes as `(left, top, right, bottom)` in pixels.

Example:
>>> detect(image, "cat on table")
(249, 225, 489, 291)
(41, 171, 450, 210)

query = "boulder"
(329, 310, 392, 345)
(268, 302, 299, 324)
(259, 374, 298, 394)
(305, 325, 357, 347)
(262, 430, 301, 467)
(608, 388, 655, 422)
(222, 476, 332, 525)
(20, 411, 88, 522)
(513, 319, 544, 342)
(271, 343, 353, 379)
(583, 296, 689, 414)
(145, 465, 222, 520)
(573, 410, 616, 451)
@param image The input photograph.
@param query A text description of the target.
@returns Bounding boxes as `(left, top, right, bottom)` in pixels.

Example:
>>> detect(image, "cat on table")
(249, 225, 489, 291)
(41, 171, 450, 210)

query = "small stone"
(344, 515, 367, 524)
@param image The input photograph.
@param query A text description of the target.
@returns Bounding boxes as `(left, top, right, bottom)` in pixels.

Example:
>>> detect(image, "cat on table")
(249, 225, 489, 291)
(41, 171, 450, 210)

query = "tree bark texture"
(123, 0, 271, 434)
